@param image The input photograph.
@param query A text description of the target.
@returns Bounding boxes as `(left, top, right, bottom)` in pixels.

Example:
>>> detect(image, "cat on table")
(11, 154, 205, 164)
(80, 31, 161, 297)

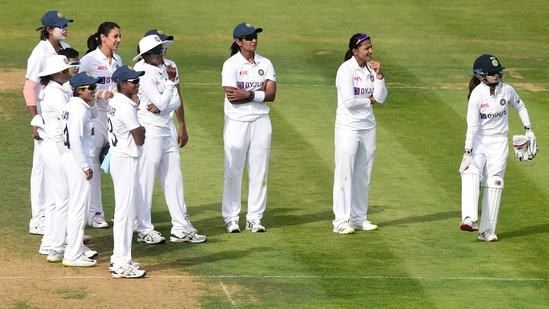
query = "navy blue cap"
(36, 10, 73, 31)
(70, 72, 101, 89)
(144, 29, 174, 41)
(473, 54, 505, 74)
(112, 65, 145, 83)
(233, 22, 263, 39)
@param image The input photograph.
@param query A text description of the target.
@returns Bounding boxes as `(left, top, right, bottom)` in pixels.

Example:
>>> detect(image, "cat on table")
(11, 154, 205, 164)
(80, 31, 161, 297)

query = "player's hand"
(166, 64, 177, 82)
(147, 104, 160, 114)
(32, 126, 42, 140)
(98, 90, 114, 100)
(525, 130, 538, 160)
(178, 126, 189, 148)
(459, 149, 476, 174)
(84, 168, 93, 181)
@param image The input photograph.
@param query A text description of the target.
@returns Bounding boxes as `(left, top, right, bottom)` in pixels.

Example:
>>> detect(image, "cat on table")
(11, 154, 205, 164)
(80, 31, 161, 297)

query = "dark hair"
(86, 22, 120, 54)
(230, 41, 240, 56)
(467, 75, 481, 100)
(39, 28, 51, 41)
(39, 75, 52, 87)
(344, 33, 370, 61)
(58, 47, 79, 59)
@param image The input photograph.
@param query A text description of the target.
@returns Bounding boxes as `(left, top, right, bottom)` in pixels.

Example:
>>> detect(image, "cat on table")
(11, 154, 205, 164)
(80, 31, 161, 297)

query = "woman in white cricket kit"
(221, 22, 277, 233)
(132, 35, 207, 244)
(79, 22, 123, 229)
(24, 10, 73, 238)
(459, 54, 537, 242)
(37, 55, 73, 261)
(107, 66, 146, 279)
(60, 72, 102, 267)
(333, 33, 387, 235)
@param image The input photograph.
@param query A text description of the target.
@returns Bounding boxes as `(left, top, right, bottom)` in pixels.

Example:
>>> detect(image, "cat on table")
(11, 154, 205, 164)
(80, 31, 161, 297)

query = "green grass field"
(1, 0, 549, 308)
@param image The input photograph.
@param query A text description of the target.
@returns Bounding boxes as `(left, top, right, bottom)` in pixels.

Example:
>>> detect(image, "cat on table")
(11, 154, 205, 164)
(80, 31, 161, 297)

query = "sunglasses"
(242, 33, 257, 41)
(69, 61, 80, 66)
(355, 33, 370, 46)
(57, 24, 68, 29)
(79, 84, 97, 91)
(126, 78, 140, 84)
(486, 71, 501, 76)
(149, 48, 164, 55)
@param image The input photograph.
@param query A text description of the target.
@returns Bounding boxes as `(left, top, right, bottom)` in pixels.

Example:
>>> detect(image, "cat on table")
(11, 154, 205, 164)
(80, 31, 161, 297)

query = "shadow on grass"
(378, 210, 460, 227)
(498, 223, 549, 239)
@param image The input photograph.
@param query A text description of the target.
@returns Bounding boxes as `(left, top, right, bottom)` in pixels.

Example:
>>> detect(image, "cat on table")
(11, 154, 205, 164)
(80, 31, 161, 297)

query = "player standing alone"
(459, 54, 537, 242)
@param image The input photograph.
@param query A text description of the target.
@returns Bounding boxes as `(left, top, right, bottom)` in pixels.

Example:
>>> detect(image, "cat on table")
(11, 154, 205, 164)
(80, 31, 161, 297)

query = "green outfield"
(1, 0, 548, 308)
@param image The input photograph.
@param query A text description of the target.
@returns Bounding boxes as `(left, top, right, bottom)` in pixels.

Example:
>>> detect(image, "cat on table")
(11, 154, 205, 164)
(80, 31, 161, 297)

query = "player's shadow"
(377, 210, 460, 227)
(497, 223, 549, 239)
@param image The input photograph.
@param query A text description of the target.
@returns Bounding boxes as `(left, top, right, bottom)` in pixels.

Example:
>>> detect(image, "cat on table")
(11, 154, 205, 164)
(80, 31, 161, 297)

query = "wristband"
(524, 126, 532, 131)
(464, 149, 472, 155)
(252, 91, 265, 102)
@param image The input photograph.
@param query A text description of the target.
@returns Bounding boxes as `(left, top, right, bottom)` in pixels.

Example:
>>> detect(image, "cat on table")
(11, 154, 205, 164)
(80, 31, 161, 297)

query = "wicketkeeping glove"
(525, 130, 538, 160)
(513, 135, 532, 161)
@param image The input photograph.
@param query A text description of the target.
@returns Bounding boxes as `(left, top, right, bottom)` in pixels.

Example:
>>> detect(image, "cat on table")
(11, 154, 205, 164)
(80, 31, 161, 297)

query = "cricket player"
(24, 10, 72, 241)
(221, 22, 277, 233)
(459, 54, 537, 242)
(79, 22, 122, 229)
(108, 65, 146, 278)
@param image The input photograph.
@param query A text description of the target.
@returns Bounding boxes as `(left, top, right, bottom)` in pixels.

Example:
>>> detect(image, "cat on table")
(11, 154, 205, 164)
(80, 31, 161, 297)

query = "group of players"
(24, 10, 207, 278)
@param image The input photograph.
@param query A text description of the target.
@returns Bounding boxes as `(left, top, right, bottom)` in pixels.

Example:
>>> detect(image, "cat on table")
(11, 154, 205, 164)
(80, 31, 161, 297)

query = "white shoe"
(62, 254, 96, 267)
(111, 263, 146, 279)
(184, 214, 198, 233)
(460, 217, 479, 232)
(88, 212, 109, 228)
(38, 246, 50, 255)
(226, 220, 240, 233)
(333, 221, 355, 235)
(246, 219, 266, 233)
(109, 261, 141, 272)
(29, 216, 45, 235)
(478, 230, 498, 242)
(137, 230, 166, 244)
(350, 220, 378, 231)
(47, 250, 64, 263)
(170, 230, 207, 243)
(83, 245, 98, 258)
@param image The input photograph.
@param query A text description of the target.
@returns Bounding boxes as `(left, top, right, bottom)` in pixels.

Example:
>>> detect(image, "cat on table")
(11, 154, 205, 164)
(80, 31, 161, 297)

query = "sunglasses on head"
(355, 33, 370, 46)
(242, 33, 257, 41)
(79, 84, 97, 91)
(126, 78, 140, 84)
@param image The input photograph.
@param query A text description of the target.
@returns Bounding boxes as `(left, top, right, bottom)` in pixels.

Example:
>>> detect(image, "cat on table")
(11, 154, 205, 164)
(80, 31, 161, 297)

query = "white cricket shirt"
(63, 96, 95, 170)
(79, 48, 123, 111)
(107, 93, 142, 158)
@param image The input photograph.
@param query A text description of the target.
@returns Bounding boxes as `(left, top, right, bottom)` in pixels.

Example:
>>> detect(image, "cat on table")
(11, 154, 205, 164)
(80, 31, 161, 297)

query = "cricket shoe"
(88, 212, 109, 228)
(478, 230, 498, 242)
(246, 219, 266, 233)
(29, 216, 45, 235)
(226, 220, 240, 233)
(83, 245, 98, 258)
(184, 214, 198, 233)
(459, 217, 479, 232)
(111, 263, 146, 279)
(333, 221, 355, 235)
(137, 230, 166, 244)
(62, 254, 96, 267)
(350, 220, 378, 231)
(170, 230, 207, 243)
(47, 250, 64, 263)
(109, 261, 141, 272)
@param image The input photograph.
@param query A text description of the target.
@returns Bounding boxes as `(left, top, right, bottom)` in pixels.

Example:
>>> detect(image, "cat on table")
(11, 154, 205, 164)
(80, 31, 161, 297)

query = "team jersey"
(221, 52, 276, 122)
(39, 80, 71, 141)
(134, 60, 179, 137)
(465, 82, 531, 149)
(335, 57, 387, 131)
(107, 93, 142, 158)
(25, 40, 71, 108)
(63, 96, 95, 171)
(79, 48, 122, 111)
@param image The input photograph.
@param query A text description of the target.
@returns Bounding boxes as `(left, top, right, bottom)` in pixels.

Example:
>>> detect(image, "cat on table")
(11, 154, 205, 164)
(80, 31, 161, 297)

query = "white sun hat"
(133, 35, 173, 62)
(38, 55, 77, 77)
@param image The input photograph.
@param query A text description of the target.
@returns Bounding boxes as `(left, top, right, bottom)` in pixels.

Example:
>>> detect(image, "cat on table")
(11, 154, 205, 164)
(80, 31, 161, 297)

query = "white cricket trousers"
(333, 127, 376, 228)
(136, 136, 190, 235)
(30, 139, 46, 228)
(222, 115, 271, 223)
(39, 139, 67, 252)
(90, 111, 108, 218)
(61, 151, 92, 261)
(110, 155, 139, 270)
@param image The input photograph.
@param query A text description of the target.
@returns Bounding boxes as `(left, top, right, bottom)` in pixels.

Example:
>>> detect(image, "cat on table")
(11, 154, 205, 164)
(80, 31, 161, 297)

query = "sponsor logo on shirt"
(354, 87, 374, 96)
(98, 65, 108, 70)
(237, 81, 264, 89)
(480, 110, 506, 120)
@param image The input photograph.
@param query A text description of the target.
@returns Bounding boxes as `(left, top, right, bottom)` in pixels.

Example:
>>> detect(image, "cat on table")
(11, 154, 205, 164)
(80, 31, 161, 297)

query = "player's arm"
(224, 86, 252, 104)
(130, 126, 146, 146)
(174, 83, 188, 147)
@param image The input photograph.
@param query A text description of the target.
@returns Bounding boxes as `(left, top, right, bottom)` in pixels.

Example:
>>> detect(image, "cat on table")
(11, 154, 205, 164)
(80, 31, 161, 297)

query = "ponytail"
(467, 75, 481, 100)
(230, 41, 240, 56)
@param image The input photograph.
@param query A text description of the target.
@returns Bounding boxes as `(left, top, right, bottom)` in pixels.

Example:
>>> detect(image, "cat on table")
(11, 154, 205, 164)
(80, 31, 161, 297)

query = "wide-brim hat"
(36, 10, 73, 31)
(38, 55, 75, 77)
(70, 71, 101, 89)
(132, 35, 173, 62)
(233, 22, 263, 39)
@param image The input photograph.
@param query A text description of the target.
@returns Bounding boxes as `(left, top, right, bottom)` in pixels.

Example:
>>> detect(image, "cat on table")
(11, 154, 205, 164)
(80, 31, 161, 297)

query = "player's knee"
(484, 176, 504, 189)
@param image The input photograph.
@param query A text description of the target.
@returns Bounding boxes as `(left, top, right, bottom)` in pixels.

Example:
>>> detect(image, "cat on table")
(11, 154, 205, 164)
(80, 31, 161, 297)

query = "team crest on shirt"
(370, 75, 374, 82)
(258, 69, 264, 76)
(500, 99, 506, 106)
